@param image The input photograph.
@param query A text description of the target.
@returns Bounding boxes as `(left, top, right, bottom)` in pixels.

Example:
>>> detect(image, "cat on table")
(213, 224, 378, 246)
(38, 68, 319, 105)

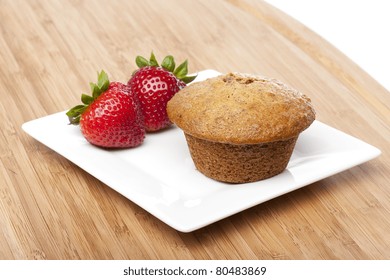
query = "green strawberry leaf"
(66, 104, 85, 117)
(136, 56, 149, 68)
(161, 55, 175, 72)
(66, 69, 110, 125)
(66, 104, 87, 124)
(149, 52, 159, 67)
(90, 82, 100, 99)
(97, 70, 109, 92)
(173, 60, 188, 79)
(134, 52, 196, 84)
(81, 93, 94, 105)
(180, 74, 197, 84)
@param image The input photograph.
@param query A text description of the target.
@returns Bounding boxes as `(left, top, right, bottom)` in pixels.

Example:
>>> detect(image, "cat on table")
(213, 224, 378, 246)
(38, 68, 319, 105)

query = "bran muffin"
(167, 73, 316, 183)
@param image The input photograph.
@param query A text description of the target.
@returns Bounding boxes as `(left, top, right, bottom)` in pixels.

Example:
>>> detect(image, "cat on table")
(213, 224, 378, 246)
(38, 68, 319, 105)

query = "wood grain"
(1, 0, 389, 259)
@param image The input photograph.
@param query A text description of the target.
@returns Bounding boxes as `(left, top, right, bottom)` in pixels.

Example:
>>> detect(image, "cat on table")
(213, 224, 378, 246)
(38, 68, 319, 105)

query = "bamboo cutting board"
(1, 0, 390, 259)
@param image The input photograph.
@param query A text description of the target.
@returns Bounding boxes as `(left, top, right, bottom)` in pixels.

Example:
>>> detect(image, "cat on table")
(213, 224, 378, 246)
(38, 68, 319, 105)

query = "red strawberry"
(128, 52, 196, 131)
(66, 71, 145, 148)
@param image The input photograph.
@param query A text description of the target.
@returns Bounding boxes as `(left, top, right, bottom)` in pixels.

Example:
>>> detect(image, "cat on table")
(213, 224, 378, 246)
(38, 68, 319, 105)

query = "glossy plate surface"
(22, 70, 381, 232)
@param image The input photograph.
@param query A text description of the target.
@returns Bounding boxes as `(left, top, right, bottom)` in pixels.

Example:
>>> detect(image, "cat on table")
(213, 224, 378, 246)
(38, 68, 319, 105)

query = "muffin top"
(167, 73, 316, 144)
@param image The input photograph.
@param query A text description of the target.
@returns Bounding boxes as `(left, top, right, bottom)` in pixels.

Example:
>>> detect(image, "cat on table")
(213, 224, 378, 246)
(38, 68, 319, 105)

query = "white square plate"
(22, 70, 381, 232)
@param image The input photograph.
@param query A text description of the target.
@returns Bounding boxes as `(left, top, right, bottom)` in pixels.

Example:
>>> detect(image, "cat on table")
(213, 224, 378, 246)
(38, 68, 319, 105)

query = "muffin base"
(184, 133, 298, 183)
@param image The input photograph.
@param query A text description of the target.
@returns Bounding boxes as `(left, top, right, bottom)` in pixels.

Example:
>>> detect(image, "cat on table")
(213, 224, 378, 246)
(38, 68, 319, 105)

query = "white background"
(265, 0, 390, 91)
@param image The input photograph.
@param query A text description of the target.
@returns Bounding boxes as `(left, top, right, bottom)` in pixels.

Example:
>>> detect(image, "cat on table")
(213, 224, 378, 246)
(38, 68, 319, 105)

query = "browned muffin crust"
(184, 133, 298, 183)
(167, 73, 315, 144)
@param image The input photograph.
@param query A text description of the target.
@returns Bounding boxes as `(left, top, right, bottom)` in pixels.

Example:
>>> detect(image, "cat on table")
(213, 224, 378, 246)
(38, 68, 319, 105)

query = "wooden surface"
(1, 0, 390, 260)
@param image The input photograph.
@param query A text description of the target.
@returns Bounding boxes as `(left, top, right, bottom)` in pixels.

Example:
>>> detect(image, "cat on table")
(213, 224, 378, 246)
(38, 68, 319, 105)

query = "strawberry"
(66, 70, 145, 148)
(128, 52, 196, 131)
